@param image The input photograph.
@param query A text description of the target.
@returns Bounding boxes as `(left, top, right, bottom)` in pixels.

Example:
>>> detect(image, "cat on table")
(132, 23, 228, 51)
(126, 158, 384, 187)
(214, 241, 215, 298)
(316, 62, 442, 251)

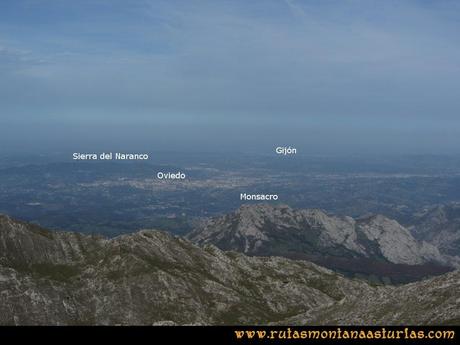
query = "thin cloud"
(282, 0, 307, 18)
(0, 0, 460, 154)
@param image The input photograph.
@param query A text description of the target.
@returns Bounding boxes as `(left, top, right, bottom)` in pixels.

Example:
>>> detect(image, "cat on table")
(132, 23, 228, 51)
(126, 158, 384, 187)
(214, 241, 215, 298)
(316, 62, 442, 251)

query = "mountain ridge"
(409, 203, 460, 257)
(187, 204, 453, 283)
(0, 213, 459, 325)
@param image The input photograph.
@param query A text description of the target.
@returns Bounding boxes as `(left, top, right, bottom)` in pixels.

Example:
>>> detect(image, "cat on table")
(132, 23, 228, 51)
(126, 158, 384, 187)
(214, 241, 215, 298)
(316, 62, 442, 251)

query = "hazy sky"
(1, 0, 460, 154)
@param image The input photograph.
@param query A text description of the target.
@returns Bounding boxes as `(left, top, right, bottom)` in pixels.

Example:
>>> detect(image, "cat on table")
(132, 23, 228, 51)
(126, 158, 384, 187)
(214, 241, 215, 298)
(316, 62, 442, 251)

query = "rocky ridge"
(0, 214, 459, 325)
(187, 205, 453, 282)
(410, 203, 460, 257)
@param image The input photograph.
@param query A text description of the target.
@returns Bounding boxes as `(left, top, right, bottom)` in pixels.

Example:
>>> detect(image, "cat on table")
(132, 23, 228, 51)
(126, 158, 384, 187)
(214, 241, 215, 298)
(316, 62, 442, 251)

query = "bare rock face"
(410, 203, 460, 257)
(0, 215, 105, 267)
(0, 214, 458, 326)
(356, 214, 444, 265)
(282, 269, 460, 326)
(0, 214, 364, 325)
(187, 205, 450, 282)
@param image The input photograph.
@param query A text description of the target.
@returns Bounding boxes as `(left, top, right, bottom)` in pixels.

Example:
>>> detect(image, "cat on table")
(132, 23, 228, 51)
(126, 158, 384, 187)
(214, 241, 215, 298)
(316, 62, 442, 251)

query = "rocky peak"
(0, 214, 106, 267)
(410, 203, 460, 257)
(0, 214, 458, 325)
(187, 205, 451, 282)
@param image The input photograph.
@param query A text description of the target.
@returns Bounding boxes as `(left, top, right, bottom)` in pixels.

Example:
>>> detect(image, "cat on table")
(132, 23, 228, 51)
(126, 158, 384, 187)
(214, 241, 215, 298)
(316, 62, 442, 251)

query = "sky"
(1, 0, 460, 155)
